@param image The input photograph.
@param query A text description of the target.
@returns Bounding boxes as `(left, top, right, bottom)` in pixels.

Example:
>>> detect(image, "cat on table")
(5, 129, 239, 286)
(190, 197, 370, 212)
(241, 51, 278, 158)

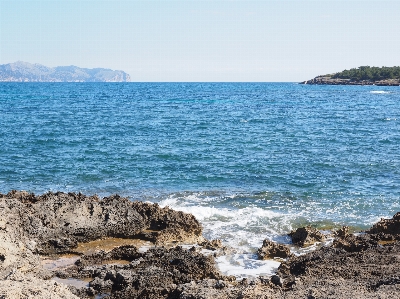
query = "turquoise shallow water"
(1, 82, 400, 261)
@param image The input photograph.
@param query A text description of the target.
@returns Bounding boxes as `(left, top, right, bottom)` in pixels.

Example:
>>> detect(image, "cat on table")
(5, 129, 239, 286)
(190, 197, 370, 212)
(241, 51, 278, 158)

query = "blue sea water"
(1, 82, 400, 275)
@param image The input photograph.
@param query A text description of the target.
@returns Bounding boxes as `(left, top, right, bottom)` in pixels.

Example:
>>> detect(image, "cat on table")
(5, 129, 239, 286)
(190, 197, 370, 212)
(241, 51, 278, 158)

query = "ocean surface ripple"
(1, 82, 399, 275)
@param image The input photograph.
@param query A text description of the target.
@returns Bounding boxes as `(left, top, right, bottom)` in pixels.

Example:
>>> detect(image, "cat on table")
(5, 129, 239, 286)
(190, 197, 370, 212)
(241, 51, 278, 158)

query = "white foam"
(216, 254, 280, 279)
(370, 91, 390, 94)
(153, 191, 380, 278)
(155, 193, 300, 278)
(157, 195, 296, 251)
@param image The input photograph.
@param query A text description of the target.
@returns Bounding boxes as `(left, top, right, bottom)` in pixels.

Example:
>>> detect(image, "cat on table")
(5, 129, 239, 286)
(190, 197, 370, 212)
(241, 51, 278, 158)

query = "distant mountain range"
(0, 61, 131, 82)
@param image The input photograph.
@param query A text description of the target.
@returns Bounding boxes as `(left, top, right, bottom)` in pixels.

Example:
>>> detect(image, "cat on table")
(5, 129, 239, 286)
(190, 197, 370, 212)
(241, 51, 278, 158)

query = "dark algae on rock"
(300, 66, 400, 86)
(1, 191, 400, 298)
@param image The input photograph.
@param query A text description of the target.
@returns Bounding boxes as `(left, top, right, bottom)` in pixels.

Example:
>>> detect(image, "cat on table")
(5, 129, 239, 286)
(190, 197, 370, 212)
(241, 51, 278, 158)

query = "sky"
(1, 0, 399, 82)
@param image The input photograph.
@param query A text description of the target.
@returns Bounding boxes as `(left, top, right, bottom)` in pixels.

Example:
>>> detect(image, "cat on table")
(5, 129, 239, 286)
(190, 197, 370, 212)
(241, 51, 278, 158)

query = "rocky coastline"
(1, 191, 400, 298)
(300, 76, 400, 86)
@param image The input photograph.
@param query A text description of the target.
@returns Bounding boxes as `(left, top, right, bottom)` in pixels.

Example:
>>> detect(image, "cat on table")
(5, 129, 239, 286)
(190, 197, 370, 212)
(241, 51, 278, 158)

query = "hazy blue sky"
(1, 0, 399, 81)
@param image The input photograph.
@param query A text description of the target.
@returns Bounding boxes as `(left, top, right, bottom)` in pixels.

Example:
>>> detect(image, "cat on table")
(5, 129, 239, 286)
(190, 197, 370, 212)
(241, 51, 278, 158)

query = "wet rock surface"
(289, 226, 325, 247)
(257, 239, 292, 260)
(1, 191, 400, 298)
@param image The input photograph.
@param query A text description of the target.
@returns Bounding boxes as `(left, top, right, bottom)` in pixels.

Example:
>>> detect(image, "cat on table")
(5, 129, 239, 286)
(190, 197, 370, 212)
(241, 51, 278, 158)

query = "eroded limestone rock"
(289, 226, 325, 247)
(257, 239, 292, 260)
(368, 212, 400, 235)
(2, 191, 400, 299)
(0, 191, 205, 299)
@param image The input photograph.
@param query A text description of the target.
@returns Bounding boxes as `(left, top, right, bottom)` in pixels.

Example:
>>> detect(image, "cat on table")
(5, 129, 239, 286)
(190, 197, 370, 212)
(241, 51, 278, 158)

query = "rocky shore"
(300, 76, 400, 86)
(1, 191, 400, 298)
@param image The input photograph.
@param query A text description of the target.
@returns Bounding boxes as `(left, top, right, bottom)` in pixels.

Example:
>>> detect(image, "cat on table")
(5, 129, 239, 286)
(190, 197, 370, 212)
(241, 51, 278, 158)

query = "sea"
(1, 82, 399, 278)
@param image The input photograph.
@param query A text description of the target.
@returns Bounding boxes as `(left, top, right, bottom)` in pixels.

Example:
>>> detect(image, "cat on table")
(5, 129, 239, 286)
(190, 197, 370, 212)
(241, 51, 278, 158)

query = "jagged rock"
(332, 233, 383, 252)
(368, 212, 400, 235)
(87, 246, 226, 299)
(2, 191, 400, 299)
(199, 239, 224, 251)
(270, 275, 283, 287)
(277, 242, 400, 298)
(131, 201, 205, 245)
(0, 191, 203, 254)
(335, 226, 350, 238)
(257, 239, 292, 259)
(289, 226, 325, 247)
(333, 220, 400, 253)
(0, 191, 205, 299)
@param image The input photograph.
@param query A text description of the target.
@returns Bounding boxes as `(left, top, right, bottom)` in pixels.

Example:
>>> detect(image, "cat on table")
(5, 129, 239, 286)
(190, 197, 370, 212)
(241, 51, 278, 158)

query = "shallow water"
(41, 254, 80, 270)
(52, 277, 91, 289)
(1, 82, 400, 276)
(74, 237, 152, 254)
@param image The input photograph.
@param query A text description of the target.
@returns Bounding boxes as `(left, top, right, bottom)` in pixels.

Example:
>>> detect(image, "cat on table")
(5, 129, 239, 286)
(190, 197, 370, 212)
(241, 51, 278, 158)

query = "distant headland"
(301, 66, 400, 86)
(0, 61, 130, 82)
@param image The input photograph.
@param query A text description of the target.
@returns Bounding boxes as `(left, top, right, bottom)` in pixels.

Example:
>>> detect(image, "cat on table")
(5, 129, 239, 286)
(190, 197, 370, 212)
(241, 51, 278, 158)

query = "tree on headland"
(332, 66, 400, 81)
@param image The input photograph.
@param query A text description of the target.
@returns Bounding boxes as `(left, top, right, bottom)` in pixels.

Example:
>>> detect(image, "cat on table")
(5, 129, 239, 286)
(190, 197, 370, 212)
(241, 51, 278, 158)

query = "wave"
(144, 190, 389, 277)
(370, 90, 390, 94)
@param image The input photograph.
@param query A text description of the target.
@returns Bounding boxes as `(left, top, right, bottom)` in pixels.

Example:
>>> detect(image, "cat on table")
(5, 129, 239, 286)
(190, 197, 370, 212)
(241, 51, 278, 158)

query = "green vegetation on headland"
(332, 66, 400, 81)
(301, 66, 400, 86)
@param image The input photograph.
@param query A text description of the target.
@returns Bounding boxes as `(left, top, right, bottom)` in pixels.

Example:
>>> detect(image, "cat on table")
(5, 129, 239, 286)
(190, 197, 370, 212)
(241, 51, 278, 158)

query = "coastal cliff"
(301, 66, 400, 86)
(0, 61, 131, 82)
